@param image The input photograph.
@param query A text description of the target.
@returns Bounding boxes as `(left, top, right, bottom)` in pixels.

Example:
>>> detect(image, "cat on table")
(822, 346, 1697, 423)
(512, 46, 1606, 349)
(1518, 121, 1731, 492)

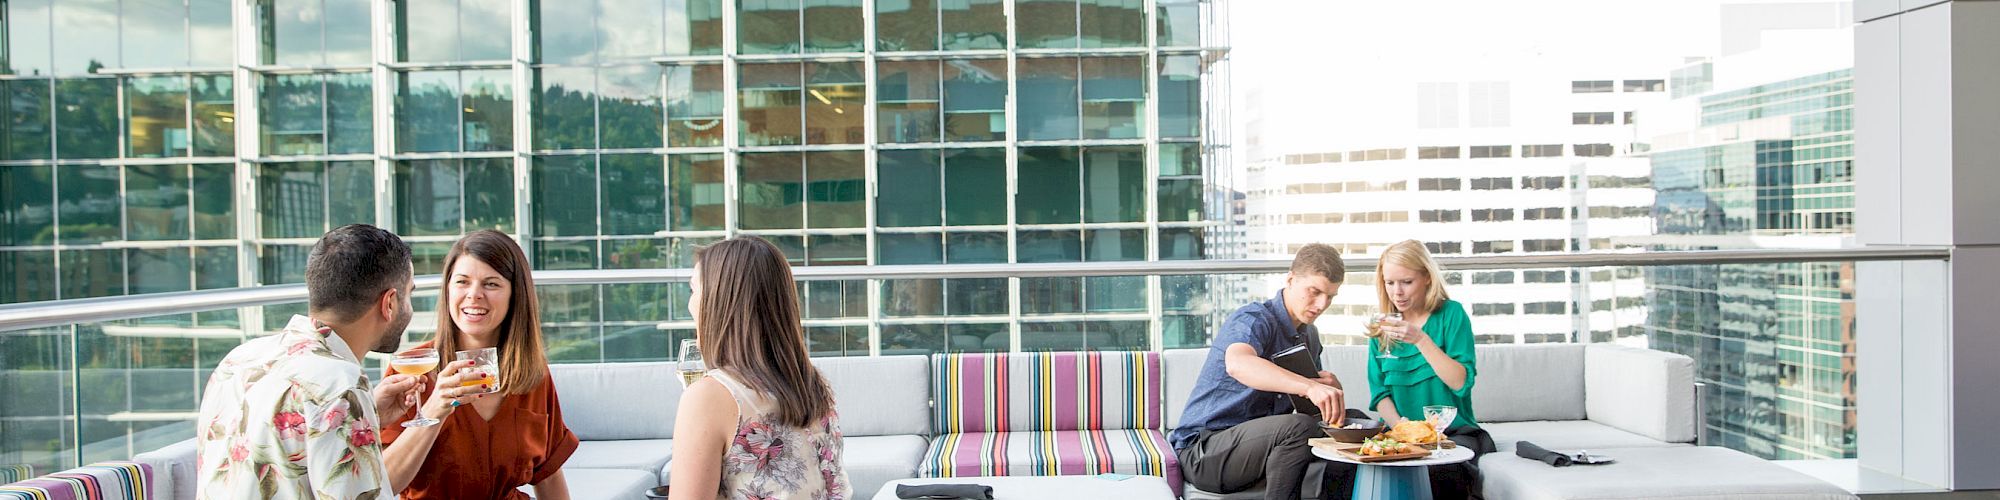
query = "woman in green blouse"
(1367, 239, 1494, 499)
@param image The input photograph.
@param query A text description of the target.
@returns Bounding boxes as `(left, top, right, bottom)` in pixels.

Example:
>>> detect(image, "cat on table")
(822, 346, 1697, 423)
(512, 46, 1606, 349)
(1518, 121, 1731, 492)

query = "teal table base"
(1351, 464, 1430, 500)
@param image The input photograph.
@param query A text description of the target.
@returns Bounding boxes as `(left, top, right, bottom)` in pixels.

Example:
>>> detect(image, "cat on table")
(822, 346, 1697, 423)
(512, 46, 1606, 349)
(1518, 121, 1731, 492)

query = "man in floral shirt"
(196, 225, 424, 499)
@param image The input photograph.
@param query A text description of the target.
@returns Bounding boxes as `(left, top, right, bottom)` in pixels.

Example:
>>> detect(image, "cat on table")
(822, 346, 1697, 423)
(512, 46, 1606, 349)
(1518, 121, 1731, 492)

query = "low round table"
(1313, 446, 1475, 500)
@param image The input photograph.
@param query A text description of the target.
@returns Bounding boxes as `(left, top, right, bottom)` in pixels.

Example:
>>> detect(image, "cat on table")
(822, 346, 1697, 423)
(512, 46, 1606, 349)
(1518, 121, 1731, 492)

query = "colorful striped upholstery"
(0, 462, 151, 500)
(930, 351, 1162, 434)
(0, 467, 29, 486)
(927, 352, 1179, 495)
(917, 429, 1182, 494)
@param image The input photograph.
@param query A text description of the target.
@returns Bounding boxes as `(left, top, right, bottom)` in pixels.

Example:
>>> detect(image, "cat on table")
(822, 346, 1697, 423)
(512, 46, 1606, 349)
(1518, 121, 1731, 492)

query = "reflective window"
(397, 158, 513, 236)
(806, 234, 865, 265)
(191, 75, 234, 156)
(536, 0, 599, 64)
(943, 59, 1005, 141)
(665, 63, 725, 147)
(531, 155, 595, 237)
(1157, 0, 1199, 47)
(260, 73, 373, 156)
(879, 233, 941, 264)
(878, 60, 941, 144)
(1082, 56, 1144, 139)
(398, 0, 513, 62)
(738, 152, 801, 230)
(806, 151, 864, 228)
(947, 231, 1005, 263)
(804, 0, 864, 53)
(533, 66, 602, 150)
(943, 0, 1005, 50)
(1, 251, 56, 302)
(877, 150, 942, 227)
(1159, 227, 1204, 260)
(1017, 58, 1078, 141)
(1016, 147, 1077, 224)
(397, 70, 514, 152)
(875, 0, 938, 52)
(1159, 178, 1202, 223)
(670, 0, 726, 56)
(55, 78, 117, 159)
(60, 248, 125, 298)
(124, 164, 192, 241)
(259, 0, 371, 65)
(57, 165, 120, 244)
(601, 154, 665, 235)
(257, 161, 374, 239)
(1085, 228, 1143, 261)
(806, 62, 864, 145)
(601, 65, 664, 149)
(944, 148, 1005, 225)
(738, 63, 802, 146)
(1017, 230, 1080, 263)
(127, 77, 190, 158)
(1081, 0, 1143, 48)
(1082, 146, 1143, 222)
(123, 0, 189, 69)
(1016, 0, 1076, 49)
(1, 165, 54, 245)
(2, 80, 52, 160)
(738, 0, 801, 55)
(1159, 54, 1201, 138)
(53, 0, 116, 75)
(4, 0, 53, 76)
(669, 153, 725, 231)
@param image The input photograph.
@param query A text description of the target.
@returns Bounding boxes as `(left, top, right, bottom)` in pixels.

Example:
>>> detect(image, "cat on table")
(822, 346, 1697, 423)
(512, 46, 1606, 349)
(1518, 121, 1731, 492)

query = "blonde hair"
(1375, 240, 1449, 315)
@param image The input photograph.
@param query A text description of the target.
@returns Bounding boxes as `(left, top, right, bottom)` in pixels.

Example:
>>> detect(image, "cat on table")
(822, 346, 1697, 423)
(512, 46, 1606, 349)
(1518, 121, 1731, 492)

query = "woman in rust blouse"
(380, 230, 579, 499)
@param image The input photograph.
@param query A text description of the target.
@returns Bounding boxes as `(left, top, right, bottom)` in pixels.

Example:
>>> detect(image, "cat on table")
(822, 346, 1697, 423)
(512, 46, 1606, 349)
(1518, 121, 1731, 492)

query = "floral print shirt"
(708, 371, 852, 500)
(195, 315, 390, 499)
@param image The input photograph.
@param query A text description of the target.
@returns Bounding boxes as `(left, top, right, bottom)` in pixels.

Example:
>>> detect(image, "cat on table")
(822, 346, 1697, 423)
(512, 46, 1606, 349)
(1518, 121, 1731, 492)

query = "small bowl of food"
(1321, 418, 1384, 443)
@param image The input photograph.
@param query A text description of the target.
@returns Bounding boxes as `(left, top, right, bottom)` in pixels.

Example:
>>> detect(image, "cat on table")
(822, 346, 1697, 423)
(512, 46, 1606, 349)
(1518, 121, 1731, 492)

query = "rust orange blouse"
(381, 348, 579, 500)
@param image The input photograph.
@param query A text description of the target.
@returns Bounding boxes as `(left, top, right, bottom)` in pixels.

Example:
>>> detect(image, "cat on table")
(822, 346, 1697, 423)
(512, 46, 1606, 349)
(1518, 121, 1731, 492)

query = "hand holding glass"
(1364, 312, 1405, 358)
(456, 347, 500, 395)
(392, 348, 441, 428)
(678, 339, 706, 387)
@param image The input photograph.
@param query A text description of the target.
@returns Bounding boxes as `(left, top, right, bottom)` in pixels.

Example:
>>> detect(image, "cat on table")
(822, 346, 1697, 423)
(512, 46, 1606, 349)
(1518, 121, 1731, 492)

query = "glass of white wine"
(391, 348, 441, 428)
(678, 339, 706, 387)
(1364, 312, 1405, 359)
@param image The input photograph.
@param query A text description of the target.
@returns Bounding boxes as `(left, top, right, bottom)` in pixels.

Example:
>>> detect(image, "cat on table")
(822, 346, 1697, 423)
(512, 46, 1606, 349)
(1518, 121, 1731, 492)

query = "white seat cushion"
(1481, 446, 1855, 500)
(566, 439, 673, 483)
(525, 467, 657, 499)
(841, 435, 930, 499)
(1483, 421, 1686, 452)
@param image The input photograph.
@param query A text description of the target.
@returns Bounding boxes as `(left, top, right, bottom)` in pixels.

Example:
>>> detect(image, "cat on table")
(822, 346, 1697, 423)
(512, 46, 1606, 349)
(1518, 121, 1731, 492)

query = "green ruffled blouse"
(1367, 299, 1479, 429)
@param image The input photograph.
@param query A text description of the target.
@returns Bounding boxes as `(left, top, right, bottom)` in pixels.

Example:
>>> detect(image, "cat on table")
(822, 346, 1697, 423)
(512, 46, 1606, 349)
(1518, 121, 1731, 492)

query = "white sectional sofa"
(130, 343, 1852, 500)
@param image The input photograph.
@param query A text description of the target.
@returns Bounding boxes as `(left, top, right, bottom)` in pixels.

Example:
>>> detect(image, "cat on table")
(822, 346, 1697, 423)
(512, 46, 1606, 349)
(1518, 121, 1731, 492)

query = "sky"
(1226, 0, 1736, 173)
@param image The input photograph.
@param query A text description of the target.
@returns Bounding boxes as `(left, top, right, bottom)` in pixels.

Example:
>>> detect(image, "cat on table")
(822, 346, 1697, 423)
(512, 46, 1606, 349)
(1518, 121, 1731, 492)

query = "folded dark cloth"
(1515, 441, 1573, 467)
(896, 483, 995, 500)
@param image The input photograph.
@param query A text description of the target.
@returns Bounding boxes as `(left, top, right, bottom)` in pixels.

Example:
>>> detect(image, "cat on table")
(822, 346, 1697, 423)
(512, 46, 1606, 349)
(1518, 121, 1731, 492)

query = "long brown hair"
(433, 230, 549, 395)
(694, 236, 834, 427)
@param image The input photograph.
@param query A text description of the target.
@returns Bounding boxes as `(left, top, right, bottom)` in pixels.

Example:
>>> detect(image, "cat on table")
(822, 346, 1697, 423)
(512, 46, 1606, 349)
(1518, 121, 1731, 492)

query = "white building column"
(1854, 0, 2000, 490)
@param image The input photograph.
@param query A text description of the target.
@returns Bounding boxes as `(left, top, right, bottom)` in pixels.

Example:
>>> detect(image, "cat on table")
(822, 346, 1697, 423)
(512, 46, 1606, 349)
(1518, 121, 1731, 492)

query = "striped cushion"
(917, 429, 1182, 496)
(0, 467, 29, 486)
(931, 351, 1162, 434)
(0, 462, 150, 500)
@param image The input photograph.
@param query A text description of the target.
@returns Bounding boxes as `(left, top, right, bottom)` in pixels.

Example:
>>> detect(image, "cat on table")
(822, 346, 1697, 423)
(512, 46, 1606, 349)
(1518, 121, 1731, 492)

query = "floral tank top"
(708, 370, 854, 500)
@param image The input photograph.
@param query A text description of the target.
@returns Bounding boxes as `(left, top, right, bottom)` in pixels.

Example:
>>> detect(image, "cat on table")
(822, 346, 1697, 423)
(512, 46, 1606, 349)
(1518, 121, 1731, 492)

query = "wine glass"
(455, 347, 500, 395)
(391, 348, 441, 428)
(1364, 312, 1405, 359)
(678, 339, 706, 388)
(1423, 405, 1458, 454)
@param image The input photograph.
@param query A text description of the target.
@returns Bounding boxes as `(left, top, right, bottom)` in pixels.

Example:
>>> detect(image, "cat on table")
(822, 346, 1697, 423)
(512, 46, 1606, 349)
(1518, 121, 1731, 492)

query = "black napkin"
(896, 483, 995, 500)
(1515, 441, 1573, 467)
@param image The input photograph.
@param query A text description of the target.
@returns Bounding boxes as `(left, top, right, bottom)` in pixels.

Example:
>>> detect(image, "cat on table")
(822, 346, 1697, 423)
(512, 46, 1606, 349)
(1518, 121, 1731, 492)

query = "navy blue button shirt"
(1168, 292, 1323, 450)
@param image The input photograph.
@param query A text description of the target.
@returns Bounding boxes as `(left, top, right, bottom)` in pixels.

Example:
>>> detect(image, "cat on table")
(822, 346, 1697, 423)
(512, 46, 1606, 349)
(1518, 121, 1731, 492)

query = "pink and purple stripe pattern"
(0, 462, 150, 500)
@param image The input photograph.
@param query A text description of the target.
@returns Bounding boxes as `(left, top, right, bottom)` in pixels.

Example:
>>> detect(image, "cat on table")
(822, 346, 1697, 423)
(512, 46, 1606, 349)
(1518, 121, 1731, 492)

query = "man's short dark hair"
(307, 224, 412, 322)
(1291, 243, 1345, 283)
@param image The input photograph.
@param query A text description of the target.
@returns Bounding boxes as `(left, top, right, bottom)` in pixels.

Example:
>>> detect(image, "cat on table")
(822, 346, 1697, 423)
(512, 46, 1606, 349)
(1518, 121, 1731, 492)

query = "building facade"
(1241, 76, 1661, 346)
(0, 0, 1230, 470)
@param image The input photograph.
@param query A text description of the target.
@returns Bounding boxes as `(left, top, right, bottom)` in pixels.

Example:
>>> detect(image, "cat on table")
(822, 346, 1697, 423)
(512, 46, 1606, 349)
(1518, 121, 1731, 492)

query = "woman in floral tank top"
(669, 237, 853, 500)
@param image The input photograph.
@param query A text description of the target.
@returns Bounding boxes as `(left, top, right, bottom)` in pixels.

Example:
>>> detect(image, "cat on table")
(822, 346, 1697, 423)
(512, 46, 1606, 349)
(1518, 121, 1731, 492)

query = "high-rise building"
(0, 0, 1229, 468)
(1638, 4, 1856, 460)
(1242, 75, 1662, 346)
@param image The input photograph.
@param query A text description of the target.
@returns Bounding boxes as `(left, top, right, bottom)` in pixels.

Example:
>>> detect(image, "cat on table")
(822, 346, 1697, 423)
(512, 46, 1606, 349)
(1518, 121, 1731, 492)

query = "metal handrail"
(0, 246, 1950, 332)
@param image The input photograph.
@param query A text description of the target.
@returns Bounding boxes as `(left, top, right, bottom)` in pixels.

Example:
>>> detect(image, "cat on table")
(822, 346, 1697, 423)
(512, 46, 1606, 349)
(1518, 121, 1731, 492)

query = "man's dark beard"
(371, 308, 412, 354)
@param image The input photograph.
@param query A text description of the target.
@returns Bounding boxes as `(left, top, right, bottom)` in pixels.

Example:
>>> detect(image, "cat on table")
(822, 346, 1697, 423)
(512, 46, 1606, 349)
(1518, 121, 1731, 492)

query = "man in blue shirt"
(1171, 244, 1352, 499)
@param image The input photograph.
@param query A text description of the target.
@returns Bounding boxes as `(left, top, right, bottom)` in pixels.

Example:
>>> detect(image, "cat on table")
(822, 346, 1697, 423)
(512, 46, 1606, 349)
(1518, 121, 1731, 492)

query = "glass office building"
(0, 0, 1228, 469)
(1646, 68, 1856, 460)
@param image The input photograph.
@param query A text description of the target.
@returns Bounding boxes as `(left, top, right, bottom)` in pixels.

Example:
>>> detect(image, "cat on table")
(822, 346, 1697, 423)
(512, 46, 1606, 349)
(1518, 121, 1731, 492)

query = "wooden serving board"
(1309, 437, 1455, 451)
